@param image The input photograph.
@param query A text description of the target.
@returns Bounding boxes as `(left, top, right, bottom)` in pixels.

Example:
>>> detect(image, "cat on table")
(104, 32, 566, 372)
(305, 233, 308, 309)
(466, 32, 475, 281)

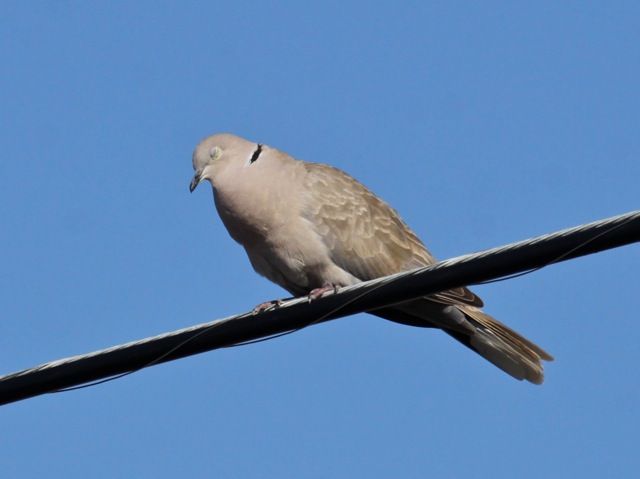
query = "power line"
(0, 210, 638, 406)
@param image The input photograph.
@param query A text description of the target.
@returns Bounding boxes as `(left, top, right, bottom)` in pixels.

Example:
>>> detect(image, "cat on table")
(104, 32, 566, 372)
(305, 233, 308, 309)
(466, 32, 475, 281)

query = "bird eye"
(209, 146, 221, 160)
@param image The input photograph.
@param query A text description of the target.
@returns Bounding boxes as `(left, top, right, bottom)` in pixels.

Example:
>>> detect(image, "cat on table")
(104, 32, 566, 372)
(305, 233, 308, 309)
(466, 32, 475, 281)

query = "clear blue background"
(1, 2, 638, 477)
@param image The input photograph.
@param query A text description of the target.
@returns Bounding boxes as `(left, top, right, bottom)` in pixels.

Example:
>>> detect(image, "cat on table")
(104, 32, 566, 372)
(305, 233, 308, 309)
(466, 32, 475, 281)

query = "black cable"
(1, 210, 637, 405)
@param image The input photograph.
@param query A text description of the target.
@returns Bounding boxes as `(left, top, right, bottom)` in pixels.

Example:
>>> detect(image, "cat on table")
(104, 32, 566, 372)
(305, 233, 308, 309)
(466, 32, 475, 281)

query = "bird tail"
(372, 301, 553, 384)
(445, 307, 553, 384)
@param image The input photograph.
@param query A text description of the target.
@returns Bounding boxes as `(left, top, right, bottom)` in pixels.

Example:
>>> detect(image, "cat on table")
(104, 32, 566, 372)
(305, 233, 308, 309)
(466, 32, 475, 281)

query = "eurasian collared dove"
(190, 133, 553, 384)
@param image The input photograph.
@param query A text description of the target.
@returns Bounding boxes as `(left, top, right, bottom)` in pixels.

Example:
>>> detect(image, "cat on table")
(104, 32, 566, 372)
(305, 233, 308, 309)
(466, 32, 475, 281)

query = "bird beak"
(189, 172, 202, 193)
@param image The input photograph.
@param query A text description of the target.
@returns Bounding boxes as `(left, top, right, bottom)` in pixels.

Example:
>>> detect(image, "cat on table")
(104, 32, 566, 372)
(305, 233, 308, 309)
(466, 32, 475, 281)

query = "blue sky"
(1, 1, 638, 477)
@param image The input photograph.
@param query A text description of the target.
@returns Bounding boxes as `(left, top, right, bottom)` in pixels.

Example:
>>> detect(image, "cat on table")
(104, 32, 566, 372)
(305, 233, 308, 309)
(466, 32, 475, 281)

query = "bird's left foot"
(308, 283, 339, 302)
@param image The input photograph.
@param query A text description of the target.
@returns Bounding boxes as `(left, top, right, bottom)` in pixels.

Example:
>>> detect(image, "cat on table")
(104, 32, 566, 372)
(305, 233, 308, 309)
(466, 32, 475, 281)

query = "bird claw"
(308, 284, 339, 302)
(252, 300, 283, 315)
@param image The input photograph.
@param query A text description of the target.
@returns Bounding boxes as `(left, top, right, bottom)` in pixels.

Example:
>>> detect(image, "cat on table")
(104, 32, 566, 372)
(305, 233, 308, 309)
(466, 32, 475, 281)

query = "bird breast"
(212, 166, 304, 248)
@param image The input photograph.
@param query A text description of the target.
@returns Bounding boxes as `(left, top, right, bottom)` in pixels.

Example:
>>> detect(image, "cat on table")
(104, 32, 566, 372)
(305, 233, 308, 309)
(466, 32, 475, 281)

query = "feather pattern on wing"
(301, 162, 482, 307)
(300, 162, 552, 383)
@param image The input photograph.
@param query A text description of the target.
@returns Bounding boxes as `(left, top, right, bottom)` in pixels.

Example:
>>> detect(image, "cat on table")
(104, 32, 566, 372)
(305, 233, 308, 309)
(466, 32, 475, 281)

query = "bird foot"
(308, 284, 339, 302)
(252, 299, 283, 315)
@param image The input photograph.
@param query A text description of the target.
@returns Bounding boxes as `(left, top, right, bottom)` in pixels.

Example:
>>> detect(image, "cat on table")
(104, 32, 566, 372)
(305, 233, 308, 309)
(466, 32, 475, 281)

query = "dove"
(190, 133, 553, 384)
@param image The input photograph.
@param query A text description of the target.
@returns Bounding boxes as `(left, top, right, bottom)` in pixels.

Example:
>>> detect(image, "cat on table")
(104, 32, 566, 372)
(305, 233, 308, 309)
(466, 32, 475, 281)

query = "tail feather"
(444, 327, 545, 384)
(372, 301, 553, 384)
(444, 306, 553, 384)
(462, 306, 554, 361)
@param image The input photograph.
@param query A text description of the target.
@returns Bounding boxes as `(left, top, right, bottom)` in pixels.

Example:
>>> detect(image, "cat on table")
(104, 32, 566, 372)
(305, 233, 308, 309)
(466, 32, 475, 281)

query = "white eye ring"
(209, 146, 221, 160)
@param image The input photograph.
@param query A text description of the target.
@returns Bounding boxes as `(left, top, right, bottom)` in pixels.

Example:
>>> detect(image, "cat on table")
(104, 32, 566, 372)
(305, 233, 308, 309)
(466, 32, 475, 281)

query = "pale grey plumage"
(190, 133, 553, 384)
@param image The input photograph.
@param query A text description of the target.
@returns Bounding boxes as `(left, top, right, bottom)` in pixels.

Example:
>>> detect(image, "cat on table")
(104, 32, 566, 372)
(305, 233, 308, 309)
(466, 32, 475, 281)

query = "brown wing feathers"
(303, 162, 552, 383)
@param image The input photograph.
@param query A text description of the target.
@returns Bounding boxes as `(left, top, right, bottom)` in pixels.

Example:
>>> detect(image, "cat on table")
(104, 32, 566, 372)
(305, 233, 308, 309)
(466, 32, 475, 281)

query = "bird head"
(190, 133, 260, 192)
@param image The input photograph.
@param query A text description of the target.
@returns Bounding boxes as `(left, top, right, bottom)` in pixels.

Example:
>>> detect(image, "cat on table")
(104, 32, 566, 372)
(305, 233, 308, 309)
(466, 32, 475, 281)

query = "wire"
(52, 213, 636, 394)
(53, 315, 245, 392)
(0, 209, 623, 404)
(53, 279, 395, 392)
(473, 214, 637, 286)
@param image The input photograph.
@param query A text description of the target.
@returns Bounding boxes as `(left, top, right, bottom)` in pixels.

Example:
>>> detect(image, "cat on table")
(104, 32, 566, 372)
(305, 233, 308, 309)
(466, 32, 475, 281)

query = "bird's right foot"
(252, 300, 283, 315)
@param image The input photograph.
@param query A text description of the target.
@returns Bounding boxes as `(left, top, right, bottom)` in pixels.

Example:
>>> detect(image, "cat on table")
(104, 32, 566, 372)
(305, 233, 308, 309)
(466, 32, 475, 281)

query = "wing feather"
(302, 163, 482, 307)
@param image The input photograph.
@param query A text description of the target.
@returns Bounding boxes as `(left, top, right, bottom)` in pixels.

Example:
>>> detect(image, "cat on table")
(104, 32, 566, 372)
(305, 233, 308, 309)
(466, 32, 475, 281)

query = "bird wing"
(301, 162, 482, 307)
(300, 162, 552, 384)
